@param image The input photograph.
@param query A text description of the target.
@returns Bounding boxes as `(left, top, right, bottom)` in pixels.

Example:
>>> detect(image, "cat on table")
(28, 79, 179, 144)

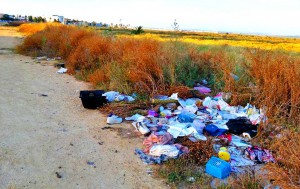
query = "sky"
(1, 0, 300, 36)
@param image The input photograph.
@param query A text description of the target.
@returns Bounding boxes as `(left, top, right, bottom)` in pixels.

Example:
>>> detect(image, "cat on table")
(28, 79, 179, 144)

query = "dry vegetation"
(18, 22, 61, 35)
(118, 31, 300, 53)
(17, 23, 300, 188)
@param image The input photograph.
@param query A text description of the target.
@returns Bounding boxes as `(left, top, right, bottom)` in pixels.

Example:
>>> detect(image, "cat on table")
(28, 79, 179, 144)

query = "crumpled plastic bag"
(149, 144, 179, 157)
(203, 97, 230, 111)
(192, 119, 206, 134)
(178, 111, 197, 123)
(194, 86, 211, 94)
(169, 93, 178, 100)
(57, 67, 67, 74)
(102, 91, 135, 102)
(125, 114, 144, 121)
(102, 91, 120, 102)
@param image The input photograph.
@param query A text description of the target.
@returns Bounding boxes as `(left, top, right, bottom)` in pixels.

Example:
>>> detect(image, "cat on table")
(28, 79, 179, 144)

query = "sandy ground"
(0, 27, 167, 189)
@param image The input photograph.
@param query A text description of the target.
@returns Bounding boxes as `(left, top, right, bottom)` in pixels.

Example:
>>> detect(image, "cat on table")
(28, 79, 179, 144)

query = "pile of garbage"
(102, 90, 275, 179)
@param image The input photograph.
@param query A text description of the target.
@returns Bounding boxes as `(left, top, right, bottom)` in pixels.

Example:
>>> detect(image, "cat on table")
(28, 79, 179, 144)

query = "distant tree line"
(0, 14, 46, 22)
(28, 16, 46, 22)
(0, 14, 14, 21)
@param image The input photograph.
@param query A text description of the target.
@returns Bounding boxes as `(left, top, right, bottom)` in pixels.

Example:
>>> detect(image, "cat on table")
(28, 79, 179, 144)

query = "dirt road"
(0, 27, 166, 189)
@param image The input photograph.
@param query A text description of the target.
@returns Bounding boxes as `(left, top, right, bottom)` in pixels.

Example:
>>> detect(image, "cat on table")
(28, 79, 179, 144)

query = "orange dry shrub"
(19, 24, 97, 58)
(119, 38, 165, 94)
(16, 31, 45, 56)
(67, 35, 112, 74)
(18, 25, 168, 94)
(87, 65, 110, 87)
(86, 37, 167, 94)
(18, 22, 61, 35)
(245, 50, 300, 125)
(17, 25, 82, 57)
(38, 25, 69, 57)
(58, 28, 97, 59)
(265, 131, 300, 189)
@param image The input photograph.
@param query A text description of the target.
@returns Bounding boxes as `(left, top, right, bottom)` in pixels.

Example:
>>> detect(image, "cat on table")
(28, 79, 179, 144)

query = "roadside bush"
(67, 35, 112, 73)
(18, 22, 61, 35)
(245, 50, 300, 126)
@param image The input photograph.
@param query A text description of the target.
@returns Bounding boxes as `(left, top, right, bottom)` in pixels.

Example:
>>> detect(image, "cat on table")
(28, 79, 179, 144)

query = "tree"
(1, 14, 13, 21)
(33, 17, 37, 22)
(28, 15, 33, 22)
(36, 16, 43, 22)
(131, 26, 144, 34)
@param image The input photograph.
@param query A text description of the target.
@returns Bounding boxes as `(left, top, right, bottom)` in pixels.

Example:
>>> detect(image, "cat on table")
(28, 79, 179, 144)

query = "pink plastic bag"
(194, 86, 211, 94)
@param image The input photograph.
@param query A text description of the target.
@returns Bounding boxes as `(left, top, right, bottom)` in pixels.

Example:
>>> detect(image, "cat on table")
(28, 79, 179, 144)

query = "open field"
(96, 27, 300, 53)
(15, 23, 300, 188)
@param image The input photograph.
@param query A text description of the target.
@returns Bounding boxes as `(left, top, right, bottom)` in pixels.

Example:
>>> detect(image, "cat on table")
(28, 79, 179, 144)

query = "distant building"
(96, 23, 103, 27)
(16, 15, 26, 21)
(77, 21, 89, 26)
(0, 13, 15, 21)
(49, 15, 64, 23)
(63, 18, 71, 25)
(8, 14, 15, 20)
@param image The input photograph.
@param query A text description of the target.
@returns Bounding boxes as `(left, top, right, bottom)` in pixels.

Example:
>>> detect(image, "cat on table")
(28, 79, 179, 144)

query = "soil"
(0, 27, 167, 189)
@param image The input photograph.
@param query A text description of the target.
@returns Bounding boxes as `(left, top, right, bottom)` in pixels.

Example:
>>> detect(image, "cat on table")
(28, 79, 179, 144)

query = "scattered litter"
(146, 168, 153, 174)
(36, 56, 47, 61)
(80, 90, 107, 109)
(206, 156, 231, 179)
(55, 172, 62, 179)
(57, 67, 68, 74)
(56, 63, 65, 68)
(230, 73, 239, 81)
(218, 147, 230, 161)
(194, 86, 211, 94)
(245, 146, 275, 164)
(107, 113, 123, 124)
(38, 93, 48, 97)
(31, 92, 48, 97)
(102, 91, 135, 102)
(135, 148, 169, 164)
(87, 161, 95, 166)
(92, 87, 273, 179)
(187, 177, 195, 182)
(102, 126, 112, 130)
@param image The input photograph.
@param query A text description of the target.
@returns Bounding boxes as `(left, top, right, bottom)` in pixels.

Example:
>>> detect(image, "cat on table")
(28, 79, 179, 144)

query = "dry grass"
(18, 23, 61, 35)
(180, 137, 217, 165)
(99, 102, 149, 118)
(118, 31, 300, 53)
(264, 130, 300, 189)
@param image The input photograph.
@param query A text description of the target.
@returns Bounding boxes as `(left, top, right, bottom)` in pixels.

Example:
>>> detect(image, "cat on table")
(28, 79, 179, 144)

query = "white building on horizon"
(49, 15, 64, 23)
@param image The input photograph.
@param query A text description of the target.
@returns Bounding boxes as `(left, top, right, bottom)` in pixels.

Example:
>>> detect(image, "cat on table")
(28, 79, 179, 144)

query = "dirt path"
(0, 27, 167, 189)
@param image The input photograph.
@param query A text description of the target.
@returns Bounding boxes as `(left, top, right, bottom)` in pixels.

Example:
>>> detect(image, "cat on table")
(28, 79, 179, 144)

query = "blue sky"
(1, 0, 300, 36)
